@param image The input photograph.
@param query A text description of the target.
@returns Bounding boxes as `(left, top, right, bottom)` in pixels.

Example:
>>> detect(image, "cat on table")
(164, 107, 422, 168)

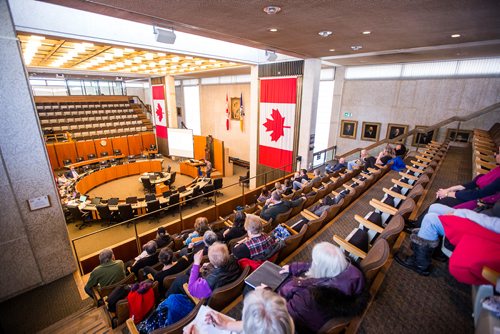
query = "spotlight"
(154, 26, 176, 44)
(265, 50, 278, 62)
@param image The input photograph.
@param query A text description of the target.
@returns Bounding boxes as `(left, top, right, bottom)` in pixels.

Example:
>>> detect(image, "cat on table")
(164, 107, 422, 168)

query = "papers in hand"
(185, 305, 235, 334)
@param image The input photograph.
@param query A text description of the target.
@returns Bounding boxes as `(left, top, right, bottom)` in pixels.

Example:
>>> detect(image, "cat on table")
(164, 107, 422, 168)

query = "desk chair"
(141, 177, 155, 193)
(96, 204, 118, 226)
(239, 171, 250, 187)
(213, 178, 223, 196)
(88, 153, 96, 160)
(100, 151, 109, 157)
(186, 186, 201, 208)
(76, 156, 84, 162)
(62, 159, 72, 166)
(67, 205, 92, 229)
(145, 193, 156, 202)
(146, 199, 162, 223)
(165, 171, 176, 190)
(166, 165, 172, 173)
(165, 193, 180, 216)
(118, 204, 135, 227)
(202, 184, 215, 204)
(113, 149, 122, 155)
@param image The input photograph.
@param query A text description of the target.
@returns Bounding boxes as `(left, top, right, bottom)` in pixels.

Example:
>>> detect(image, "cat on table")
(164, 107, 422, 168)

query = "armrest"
(375, 163, 384, 169)
(475, 158, 496, 170)
(410, 160, 428, 168)
(182, 283, 200, 304)
(482, 266, 500, 285)
(147, 273, 154, 281)
(330, 176, 339, 182)
(360, 172, 370, 179)
(367, 167, 379, 173)
(331, 190, 340, 197)
(344, 184, 354, 191)
(282, 224, 298, 235)
(475, 152, 495, 163)
(126, 318, 140, 334)
(399, 172, 418, 181)
(405, 165, 423, 175)
(333, 235, 367, 259)
(415, 155, 432, 163)
(391, 178, 413, 189)
(302, 209, 319, 220)
(383, 187, 407, 200)
(354, 214, 384, 233)
(475, 166, 490, 175)
(369, 199, 398, 215)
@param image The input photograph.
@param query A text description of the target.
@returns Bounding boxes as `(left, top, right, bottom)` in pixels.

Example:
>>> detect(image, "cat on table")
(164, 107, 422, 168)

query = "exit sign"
(344, 112, 352, 117)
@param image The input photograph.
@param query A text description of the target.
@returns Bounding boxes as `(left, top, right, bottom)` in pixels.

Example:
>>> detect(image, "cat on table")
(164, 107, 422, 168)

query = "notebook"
(245, 261, 289, 291)
(187, 305, 234, 334)
(107, 198, 119, 205)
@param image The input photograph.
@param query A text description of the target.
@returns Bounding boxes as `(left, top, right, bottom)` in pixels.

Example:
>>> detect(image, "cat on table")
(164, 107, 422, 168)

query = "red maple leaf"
(156, 103, 164, 122)
(262, 108, 291, 142)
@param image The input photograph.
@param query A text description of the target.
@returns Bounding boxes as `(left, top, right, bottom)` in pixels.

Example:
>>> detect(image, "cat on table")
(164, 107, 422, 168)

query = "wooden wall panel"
(138, 160, 152, 173)
(193, 135, 206, 160)
(213, 138, 224, 176)
(111, 136, 130, 156)
(127, 162, 140, 175)
(93, 138, 112, 157)
(127, 134, 143, 155)
(150, 159, 163, 172)
(54, 142, 77, 166)
(76, 140, 96, 159)
(115, 164, 128, 178)
(45, 143, 60, 169)
(141, 132, 156, 150)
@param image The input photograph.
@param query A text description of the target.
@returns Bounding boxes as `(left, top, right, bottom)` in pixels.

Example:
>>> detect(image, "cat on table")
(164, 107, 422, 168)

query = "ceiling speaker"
(265, 50, 278, 62)
(155, 28, 176, 44)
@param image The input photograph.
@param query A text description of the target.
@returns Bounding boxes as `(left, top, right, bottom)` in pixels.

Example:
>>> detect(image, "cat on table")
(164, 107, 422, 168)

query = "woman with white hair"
(277, 242, 368, 333)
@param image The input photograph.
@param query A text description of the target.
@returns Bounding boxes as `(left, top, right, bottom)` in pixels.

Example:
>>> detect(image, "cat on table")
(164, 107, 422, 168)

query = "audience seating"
(206, 266, 251, 312)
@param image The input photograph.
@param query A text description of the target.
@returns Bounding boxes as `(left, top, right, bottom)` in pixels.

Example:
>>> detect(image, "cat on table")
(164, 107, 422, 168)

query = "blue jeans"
(347, 160, 358, 171)
(417, 204, 452, 241)
(292, 180, 302, 190)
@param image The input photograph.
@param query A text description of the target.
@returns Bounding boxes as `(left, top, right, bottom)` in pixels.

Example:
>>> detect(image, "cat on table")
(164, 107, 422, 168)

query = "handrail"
(338, 102, 500, 158)
(129, 95, 150, 113)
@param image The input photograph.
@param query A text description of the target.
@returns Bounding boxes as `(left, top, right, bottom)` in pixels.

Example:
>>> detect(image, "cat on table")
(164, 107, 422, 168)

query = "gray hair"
(307, 242, 348, 278)
(203, 230, 218, 246)
(99, 248, 114, 264)
(244, 214, 263, 234)
(208, 242, 229, 268)
(242, 288, 294, 334)
(143, 240, 157, 255)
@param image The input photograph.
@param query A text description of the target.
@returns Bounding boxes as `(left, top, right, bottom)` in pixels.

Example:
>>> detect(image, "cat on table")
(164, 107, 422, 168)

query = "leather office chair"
(76, 156, 84, 162)
(146, 199, 162, 223)
(166, 165, 172, 173)
(67, 205, 92, 229)
(141, 177, 155, 193)
(145, 193, 156, 202)
(118, 204, 135, 227)
(187, 186, 201, 208)
(96, 204, 118, 226)
(113, 149, 121, 155)
(201, 184, 215, 204)
(239, 170, 250, 187)
(165, 171, 176, 190)
(100, 151, 109, 157)
(213, 178, 223, 196)
(62, 159, 72, 166)
(88, 153, 96, 160)
(164, 193, 179, 216)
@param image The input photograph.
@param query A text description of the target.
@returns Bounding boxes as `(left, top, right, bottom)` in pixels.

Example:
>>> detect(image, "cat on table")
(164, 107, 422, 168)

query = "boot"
(395, 233, 439, 276)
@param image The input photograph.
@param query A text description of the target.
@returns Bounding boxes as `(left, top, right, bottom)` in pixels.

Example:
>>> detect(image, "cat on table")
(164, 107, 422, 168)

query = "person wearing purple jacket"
(277, 242, 369, 333)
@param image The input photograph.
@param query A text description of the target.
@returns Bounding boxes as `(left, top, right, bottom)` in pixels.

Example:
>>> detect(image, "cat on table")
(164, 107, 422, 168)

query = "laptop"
(245, 261, 289, 291)
(91, 197, 101, 205)
(177, 185, 186, 193)
(79, 195, 87, 203)
(107, 198, 119, 205)
(162, 190, 172, 198)
(149, 174, 158, 182)
(126, 196, 138, 204)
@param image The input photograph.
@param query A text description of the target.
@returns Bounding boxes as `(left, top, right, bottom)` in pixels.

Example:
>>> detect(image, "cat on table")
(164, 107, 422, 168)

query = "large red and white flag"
(259, 77, 297, 171)
(152, 85, 167, 138)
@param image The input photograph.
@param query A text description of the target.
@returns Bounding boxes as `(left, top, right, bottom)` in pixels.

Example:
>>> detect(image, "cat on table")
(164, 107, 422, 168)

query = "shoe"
(395, 252, 431, 276)
(394, 235, 439, 276)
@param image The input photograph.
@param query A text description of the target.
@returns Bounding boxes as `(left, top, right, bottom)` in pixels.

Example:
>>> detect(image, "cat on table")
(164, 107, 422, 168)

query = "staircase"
(38, 305, 115, 334)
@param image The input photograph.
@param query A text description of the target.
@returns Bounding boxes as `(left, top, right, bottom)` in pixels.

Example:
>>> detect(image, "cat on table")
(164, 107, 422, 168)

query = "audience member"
(278, 242, 367, 333)
(292, 169, 310, 190)
(347, 149, 376, 171)
(154, 226, 171, 248)
(180, 230, 218, 257)
(257, 187, 271, 203)
(128, 240, 158, 277)
(233, 214, 276, 260)
(395, 143, 407, 157)
(184, 217, 209, 246)
(328, 157, 347, 173)
(184, 287, 295, 334)
(260, 191, 305, 222)
(282, 179, 293, 195)
(84, 249, 125, 298)
(222, 211, 247, 242)
(375, 146, 395, 166)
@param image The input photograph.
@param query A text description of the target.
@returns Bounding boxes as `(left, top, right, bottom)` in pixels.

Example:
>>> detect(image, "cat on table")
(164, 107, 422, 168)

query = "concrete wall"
(333, 76, 500, 156)
(0, 0, 76, 301)
(199, 84, 251, 161)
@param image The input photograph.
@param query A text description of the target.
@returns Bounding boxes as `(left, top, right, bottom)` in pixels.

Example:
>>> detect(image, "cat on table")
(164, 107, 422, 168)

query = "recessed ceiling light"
(362, 31, 371, 35)
(451, 34, 461, 38)
(329, 48, 336, 52)
(318, 31, 333, 37)
(263, 5, 281, 15)
(268, 28, 278, 32)
(351, 45, 363, 51)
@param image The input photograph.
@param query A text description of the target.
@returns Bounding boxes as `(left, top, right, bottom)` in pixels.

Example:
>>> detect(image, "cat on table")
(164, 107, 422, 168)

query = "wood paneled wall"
(193, 135, 206, 160)
(213, 138, 224, 175)
(76, 140, 97, 159)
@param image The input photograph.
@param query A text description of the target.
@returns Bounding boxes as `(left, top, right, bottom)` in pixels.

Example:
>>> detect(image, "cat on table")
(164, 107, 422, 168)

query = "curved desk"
(180, 160, 204, 179)
(75, 159, 163, 195)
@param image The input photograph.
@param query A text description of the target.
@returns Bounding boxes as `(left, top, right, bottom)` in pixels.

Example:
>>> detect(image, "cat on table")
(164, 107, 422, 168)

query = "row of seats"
(38, 108, 134, 118)
(36, 102, 130, 111)
(473, 124, 499, 175)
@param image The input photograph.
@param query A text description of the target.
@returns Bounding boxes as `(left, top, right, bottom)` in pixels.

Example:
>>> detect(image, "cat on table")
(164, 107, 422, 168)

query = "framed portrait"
(361, 122, 381, 141)
(446, 128, 472, 143)
(339, 120, 358, 139)
(386, 123, 409, 141)
(412, 126, 437, 146)
(230, 97, 241, 120)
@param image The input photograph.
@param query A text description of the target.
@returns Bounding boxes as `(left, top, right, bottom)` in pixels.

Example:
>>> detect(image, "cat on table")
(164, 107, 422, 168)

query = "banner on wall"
(152, 85, 167, 138)
(259, 77, 297, 172)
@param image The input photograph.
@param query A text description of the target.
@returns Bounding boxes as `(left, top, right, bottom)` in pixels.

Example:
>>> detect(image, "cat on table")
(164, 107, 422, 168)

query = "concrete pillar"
(165, 75, 177, 128)
(249, 65, 259, 188)
(0, 0, 75, 301)
(297, 59, 322, 169)
(328, 66, 346, 152)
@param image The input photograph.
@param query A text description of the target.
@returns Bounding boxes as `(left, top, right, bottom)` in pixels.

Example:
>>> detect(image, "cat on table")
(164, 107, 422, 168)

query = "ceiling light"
(265, 50, 278, 61)
(351, 45, 363, 51)
(144, 53, 154, 60)
(329, 48, 336, 52)
(124, 59, 132, 65)
(116, 62, 124, 67)
(209, 59, 216, 63)
(200, 65, 207, 69)
(181, 62, 190, 67)
(139, 64, 147, 69)
(104, 53, 113, 60)
(263, 5, 281, 15)
(134, 56, 143, 63)
(113, 49, 124, 57)
(194, 60, 203, 65)
(124, 48, 135, 53)
(159, 59, 168, 65)
(157, 52, 166, 57)
(149, 62, 156, 67)
(171, 56, 180, 62)
(451, 34, 461, 38)
(268, 28, 278, 32)
(185, 56, 193, 60)
(318, 31, 333, 37)
(362, 31, 371, 35)
(29, 35, 45, 41)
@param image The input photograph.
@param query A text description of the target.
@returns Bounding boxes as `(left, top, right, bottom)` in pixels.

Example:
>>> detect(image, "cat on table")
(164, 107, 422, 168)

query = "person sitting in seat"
(232, 214, 276, 260)
(84, 248, 125, 298)
(277, 242, 368, 333)
(184, 287, 295, 334)
(154, 226, 172, 248)
(375, 146, 395, 166)
(257, 187, 271, 203)
(347, 149, 376, 171)
(282, 178, 293, 195)
(327, 157, 347, 173)
(180, 230, 218, 257)
(260, 191, 305, 222)
(184, 217, 209, 246)
(395, 143, 407, 157)
(143, 247, 191, 296)
(128, 240, 158, 277)
(221, 211, 247, 243)
(292, 169, 314, 190)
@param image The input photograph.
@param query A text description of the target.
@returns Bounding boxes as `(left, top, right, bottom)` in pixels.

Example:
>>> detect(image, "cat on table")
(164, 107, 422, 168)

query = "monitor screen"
(79, 195, 87, 202)
(91, 197, 101, 205)
(126, 196, 138, 204)
(145, 193, 156, 201)
(177, 186, 186, 193)
(108, 198, 119, 205)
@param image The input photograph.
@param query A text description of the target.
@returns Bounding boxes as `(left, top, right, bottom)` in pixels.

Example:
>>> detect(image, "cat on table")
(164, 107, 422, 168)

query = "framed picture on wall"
(446, 128, 472, 143)
(412, 126, 437, 146)
(361, 122, 381, 141)
(339, 120, 358, 139)
(386, 123, 409, 141)
(230, 97, 241, 120)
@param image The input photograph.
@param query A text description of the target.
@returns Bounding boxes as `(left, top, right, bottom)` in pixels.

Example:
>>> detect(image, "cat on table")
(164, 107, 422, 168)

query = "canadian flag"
(259, 77, 297, 172)
(152, 85, 167, 138)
